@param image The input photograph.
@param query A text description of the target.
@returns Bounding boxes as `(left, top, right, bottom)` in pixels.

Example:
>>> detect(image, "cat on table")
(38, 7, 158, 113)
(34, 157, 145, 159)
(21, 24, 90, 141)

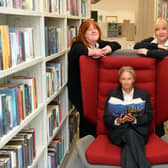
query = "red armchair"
(80, 55, 168, 167)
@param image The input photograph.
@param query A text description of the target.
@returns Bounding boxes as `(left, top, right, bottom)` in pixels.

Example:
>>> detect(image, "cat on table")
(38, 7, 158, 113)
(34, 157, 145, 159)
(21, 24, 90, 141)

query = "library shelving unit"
(0, 0, 90, 167)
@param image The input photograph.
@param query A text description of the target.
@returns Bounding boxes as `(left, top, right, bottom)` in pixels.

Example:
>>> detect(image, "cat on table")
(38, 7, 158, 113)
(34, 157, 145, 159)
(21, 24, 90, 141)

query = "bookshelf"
(0, 0, 90, 167)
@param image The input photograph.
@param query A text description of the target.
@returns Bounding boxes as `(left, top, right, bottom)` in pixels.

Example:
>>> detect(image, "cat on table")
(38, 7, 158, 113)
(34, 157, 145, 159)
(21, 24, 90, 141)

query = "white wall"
(135, 0, 155, 41)
(91, 0, 138, 23)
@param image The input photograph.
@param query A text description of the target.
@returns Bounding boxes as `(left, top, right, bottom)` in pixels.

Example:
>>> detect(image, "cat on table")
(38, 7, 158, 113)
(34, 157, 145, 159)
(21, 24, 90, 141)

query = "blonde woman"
(134, 18, 168, 59)
(104, 66, 152, 168)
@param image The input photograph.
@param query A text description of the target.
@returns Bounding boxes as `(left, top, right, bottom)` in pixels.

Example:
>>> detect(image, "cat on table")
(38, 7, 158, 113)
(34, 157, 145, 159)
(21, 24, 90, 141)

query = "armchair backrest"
(156, 57, 168, 125)
(80, 56, 156, 135)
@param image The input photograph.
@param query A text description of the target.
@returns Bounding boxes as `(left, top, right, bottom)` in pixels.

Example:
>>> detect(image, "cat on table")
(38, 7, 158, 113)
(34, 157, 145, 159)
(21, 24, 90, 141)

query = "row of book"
(81, 0, 87, 17)
(48, 136, 64, 168)
(46, 62, 62, 98)
(0, 0, 35, 10)
(0, 76, 38, 137)
(66, 0, 79, 16)
(0, 128, 36, 168)
(69, 111, 79, 144)
(44, 0, 64, 14)
(0, 25, 34, 70)
(45, 26, 63, 57)
(67, 26, 77, 48)
(47, 98, 62, 138)
(0, 0, 87, 15)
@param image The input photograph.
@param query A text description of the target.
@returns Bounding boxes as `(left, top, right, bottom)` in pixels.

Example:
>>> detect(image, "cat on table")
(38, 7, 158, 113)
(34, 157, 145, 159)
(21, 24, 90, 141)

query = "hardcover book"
(107, 97, 145, 117)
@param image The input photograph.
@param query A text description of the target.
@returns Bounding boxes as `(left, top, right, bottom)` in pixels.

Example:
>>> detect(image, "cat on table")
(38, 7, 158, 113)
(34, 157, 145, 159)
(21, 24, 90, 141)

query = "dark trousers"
(74, 102, 97, 138)
(156, 123, 164, 137)
(69, 97, 97, 138)
(109, 128, 151, 168)
(79, 113, 96, 138)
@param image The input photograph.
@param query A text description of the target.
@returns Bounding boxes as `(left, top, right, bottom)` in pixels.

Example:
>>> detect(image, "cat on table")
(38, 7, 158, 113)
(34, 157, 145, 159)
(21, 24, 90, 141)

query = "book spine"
(0, 28, 3, 70)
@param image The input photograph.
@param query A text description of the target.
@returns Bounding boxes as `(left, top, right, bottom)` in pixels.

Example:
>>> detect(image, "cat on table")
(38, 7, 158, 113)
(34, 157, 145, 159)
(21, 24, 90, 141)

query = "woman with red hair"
(68, 19, 121, 138)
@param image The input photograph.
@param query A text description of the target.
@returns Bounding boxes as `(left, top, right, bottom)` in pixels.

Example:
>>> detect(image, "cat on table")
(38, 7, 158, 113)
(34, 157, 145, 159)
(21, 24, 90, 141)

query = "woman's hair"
(118, 66, 136, 81)
(154, 17, 168, 30)
(72, 19, 102, 47)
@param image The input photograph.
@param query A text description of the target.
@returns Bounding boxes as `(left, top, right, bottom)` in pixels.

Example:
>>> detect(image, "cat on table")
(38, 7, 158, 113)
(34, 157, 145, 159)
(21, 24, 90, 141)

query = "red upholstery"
(156, 57, 168, 125)
(80, 55, 168, 166)
(86, 134, 168, 165)
(86, 135, 121, 165)
(80, 57, 99, 125)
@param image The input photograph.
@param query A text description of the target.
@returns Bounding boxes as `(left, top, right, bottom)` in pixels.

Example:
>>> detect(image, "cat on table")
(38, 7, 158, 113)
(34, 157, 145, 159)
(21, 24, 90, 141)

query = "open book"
(107, 97, 145, 117)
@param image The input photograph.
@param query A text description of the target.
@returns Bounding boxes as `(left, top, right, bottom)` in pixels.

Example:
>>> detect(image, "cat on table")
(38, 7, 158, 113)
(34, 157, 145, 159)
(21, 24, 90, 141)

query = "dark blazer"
(104, 87, 153, 142)
(134, 37, 168, 59)
(68, 40, 121, 113)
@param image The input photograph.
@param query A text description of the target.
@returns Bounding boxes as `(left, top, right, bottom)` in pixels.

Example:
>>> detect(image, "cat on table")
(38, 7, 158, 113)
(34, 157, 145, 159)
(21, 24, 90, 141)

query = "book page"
(108, 97, 124, 105)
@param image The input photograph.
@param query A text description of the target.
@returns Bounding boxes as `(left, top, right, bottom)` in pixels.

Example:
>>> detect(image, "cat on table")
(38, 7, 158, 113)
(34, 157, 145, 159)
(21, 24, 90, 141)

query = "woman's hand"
(135, 48, 148, 56)
(88, 48, 105, 58)
(127, 113, 136, 123)
(116, 114, 136, 124)
(116, 114, 127, 124)
(116, 116, 125, 124)
(158, 44, 168, 50)
(102, 45, 112, 55)
(88, 46, 112, 59)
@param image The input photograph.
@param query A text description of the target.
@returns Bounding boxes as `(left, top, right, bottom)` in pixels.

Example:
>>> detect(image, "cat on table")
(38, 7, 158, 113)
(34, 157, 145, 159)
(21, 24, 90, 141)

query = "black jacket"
(68, 40, 121, 113)
(104, 87, 153, 139)
(134, 37, 168, 59)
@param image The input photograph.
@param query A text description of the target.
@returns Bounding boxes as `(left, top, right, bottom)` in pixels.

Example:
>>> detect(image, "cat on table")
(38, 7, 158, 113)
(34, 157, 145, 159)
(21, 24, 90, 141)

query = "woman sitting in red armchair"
(104, 66, 153, 168)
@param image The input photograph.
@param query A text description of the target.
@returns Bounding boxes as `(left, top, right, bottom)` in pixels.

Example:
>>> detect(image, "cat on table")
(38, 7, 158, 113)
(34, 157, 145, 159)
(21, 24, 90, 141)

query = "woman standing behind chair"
(134, 17, 168, 59)
(104, 66, 153, 168)
(68, 19, 121, 138)
(134, 18, 168, 137)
